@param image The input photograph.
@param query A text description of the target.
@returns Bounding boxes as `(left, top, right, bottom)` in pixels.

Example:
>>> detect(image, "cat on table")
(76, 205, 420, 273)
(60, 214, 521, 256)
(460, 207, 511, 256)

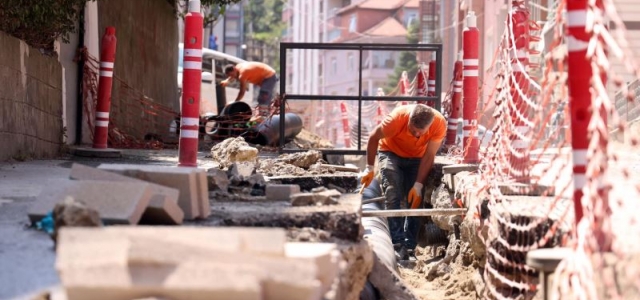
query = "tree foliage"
(243, 0, 285, 72)
(175, 0, 243, 26)
(385, 20, 420, 94)
(0, 0, 96, 51)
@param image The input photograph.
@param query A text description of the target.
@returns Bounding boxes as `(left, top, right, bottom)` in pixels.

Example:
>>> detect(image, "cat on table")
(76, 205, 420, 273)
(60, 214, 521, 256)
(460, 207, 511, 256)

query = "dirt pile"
(399, 243, 482, 300)
(210, 137, 258, 168)
(286, 128, 334, 149)
(256, 151, 356, 178)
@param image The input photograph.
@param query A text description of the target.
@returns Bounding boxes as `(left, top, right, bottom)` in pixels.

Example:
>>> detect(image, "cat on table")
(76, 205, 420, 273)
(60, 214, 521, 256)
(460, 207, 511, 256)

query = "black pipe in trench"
(359, 201, 396, 300)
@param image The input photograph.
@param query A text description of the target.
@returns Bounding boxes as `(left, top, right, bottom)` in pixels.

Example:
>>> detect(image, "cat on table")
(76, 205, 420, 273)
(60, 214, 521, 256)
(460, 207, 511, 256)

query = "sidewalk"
(0, 149, 208, 300)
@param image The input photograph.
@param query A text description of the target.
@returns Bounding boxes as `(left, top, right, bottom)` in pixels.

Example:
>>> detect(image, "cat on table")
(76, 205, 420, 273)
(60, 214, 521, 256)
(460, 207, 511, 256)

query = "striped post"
(178, 0, 203, 167)
(427, 52, 437, 108)
(376, 87, 386, 125)
(508, 1, 531, 182)
(567, 0, 608, 227)
(339, 101, 351, 148)
(446, 52, 463, 146)
(462, 11, 480, 164)
(92, 27, 117, 149)
(399, 71, 409, 105)
(415, 64, 427, 104)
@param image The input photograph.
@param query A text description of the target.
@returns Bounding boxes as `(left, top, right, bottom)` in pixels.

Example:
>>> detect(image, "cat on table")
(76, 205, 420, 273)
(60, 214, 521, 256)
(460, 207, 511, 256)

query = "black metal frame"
(278, 42, 443, 155)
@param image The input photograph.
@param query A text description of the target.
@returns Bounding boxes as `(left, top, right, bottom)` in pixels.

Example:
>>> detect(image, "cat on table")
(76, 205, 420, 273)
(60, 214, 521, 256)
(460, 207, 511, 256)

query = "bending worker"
(221, 62, 278, 117)
(360, 103, 446, 260)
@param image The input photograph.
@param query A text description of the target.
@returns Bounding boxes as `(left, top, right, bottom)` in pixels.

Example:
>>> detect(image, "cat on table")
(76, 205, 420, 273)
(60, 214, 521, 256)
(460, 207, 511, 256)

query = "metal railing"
(278, 42, 443, 155)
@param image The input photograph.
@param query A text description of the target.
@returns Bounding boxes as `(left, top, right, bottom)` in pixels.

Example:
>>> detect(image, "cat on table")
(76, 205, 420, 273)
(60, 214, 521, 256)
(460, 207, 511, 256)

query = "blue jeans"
(362, 151, 421, 249)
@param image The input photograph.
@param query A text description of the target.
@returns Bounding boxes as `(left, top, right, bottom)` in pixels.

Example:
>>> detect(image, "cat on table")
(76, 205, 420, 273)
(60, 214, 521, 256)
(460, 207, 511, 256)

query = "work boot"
(406, 248, 417, 261)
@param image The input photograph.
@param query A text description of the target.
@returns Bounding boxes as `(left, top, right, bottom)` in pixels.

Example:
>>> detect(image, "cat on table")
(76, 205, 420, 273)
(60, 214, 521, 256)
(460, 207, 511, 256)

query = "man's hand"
(359, 165, 375, 193)
(220, 80, 228, 87)
(408, 182, 423, 209)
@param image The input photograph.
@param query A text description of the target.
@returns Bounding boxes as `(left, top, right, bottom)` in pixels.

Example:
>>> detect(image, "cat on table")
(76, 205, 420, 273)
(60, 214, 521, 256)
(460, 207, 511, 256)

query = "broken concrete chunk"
(29, 179, 154, 226)
(207, 168, 230, 192)
(266, 184, 301, 201)
(277, 150, 322, 169)
(96, 164, 206, 220)
(139, 195, 184, 225)
(290, 189, 341, 207)
(210, 137, 259, 168)
(69, 163, 184, 224)
(52, 196, 102, 244)
(227, 162, 256, 179)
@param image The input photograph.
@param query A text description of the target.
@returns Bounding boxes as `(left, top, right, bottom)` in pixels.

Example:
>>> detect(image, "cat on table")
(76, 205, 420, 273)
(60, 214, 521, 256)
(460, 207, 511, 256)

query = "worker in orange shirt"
(221, 62, 277, 117)
(360, 103, 446, 260)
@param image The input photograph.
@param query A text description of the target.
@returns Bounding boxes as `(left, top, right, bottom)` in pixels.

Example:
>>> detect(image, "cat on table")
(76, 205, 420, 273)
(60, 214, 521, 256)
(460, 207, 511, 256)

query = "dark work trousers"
(362, 151, 421, 249)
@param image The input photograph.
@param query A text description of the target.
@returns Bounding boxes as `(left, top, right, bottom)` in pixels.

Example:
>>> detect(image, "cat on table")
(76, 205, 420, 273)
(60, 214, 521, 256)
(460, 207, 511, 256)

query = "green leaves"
(0, 0, 97, 52)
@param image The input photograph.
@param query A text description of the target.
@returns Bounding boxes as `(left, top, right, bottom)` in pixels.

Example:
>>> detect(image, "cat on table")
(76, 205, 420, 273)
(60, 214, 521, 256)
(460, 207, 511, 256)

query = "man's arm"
(220, 77, 234, 87)
(366, 125, 385, 167)
(415, 139, 443, 184)
(235, 80, 247, 101)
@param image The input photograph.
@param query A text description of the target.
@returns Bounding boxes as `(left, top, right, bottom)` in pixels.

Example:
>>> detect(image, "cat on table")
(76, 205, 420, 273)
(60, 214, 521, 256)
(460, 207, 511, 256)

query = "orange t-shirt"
(236, 62, 276, 86)
(378, 105, 447, 158)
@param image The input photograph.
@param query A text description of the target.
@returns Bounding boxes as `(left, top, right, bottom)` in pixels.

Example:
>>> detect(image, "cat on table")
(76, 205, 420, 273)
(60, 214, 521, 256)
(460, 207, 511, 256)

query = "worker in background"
(360, 103, 446, 260)
(221, 62, 277, 117)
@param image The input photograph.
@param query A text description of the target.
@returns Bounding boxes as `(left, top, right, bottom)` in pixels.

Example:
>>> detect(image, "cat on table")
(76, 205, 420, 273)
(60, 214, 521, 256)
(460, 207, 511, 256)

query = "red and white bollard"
(339, 101, 351, 148)
(427, 52, 437, 108)
(446, 52, 463, 146)
(566, 0, 608, 226)
(462, 11, 480, 164)
(509, 1, 531, 182)
(399, 71, 409, 106)
(92, 27, 117, 149)
(178, 0, 204, 167)
(415, 64, 427, 104)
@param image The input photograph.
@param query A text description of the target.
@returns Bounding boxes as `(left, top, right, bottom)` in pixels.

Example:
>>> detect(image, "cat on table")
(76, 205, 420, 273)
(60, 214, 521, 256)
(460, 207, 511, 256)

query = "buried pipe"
(359, 201, 395, 300)
(245, 113, 303, 146)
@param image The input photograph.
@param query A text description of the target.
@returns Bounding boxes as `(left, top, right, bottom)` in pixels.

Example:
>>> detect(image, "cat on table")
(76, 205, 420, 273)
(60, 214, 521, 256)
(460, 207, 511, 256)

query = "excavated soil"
(286, 128, 334, 149)
(399, 244, 481, 299)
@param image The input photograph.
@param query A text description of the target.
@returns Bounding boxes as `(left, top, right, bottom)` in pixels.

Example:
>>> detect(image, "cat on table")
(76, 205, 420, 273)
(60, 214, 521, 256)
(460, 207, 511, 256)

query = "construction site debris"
(277, 150, 323, 168)
(210, 137, 259, 168)
(266, 184, 301, 201)
(430, 184, 463, 232)
(208, 168, 230, 192)
(97, 164, 209, 219)
(290, 187, 341, 207)
(69, 163, 184, 225)
(286, 128, 334, 150)
(56, 227, 337, 300)
(52, 197, 101, 244)
(29, 179, 155, 225)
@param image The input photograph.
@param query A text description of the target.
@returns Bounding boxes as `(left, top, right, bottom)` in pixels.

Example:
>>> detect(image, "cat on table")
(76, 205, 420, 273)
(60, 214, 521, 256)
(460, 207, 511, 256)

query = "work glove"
(359, 165, 375, 193)
(408, 182, 423, 209)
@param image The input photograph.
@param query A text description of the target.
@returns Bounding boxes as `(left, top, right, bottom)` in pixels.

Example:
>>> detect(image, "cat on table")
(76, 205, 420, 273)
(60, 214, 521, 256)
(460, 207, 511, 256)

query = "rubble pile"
(286, 128, 334, 149)
(210, 137, 259, 168)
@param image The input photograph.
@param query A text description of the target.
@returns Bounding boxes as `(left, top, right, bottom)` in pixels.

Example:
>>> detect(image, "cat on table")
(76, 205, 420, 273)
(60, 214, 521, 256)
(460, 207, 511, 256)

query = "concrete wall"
(97, 0, 179, 140)
(0, 32, 63, 161)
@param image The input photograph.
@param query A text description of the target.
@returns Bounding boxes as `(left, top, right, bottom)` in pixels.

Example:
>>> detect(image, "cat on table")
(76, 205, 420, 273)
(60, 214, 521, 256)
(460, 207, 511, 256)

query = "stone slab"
(56, 227, 322, 300)
(70, 147, 122, 158)
(69, 163, 183, 225)
(139, 195, 185, 225)
(97, 164, 205, 220)
(285, 242, 339, 295)
(267, 174, 359, 193)
(28, 180, 154, 225)
(266, 184, 301, 201)
(195, 193, 363, 242)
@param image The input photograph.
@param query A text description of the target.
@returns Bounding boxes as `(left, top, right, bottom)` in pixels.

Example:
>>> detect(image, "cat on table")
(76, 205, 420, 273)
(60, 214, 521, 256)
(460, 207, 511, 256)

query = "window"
(406, 13, 417, 27)
(331, 57, 337, 75)
(347, 53, 354, 71)
(226, 20, 240, 37)
(319, 63, 323, 77)
(372, 54, 380, 68)
(349, 14, 357, 32)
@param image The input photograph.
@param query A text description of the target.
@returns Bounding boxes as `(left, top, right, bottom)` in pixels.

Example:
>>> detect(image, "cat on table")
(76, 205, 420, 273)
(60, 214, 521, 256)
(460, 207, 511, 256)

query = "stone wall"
(0, 32, 63, 161)
(96, 0, 179, 141)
